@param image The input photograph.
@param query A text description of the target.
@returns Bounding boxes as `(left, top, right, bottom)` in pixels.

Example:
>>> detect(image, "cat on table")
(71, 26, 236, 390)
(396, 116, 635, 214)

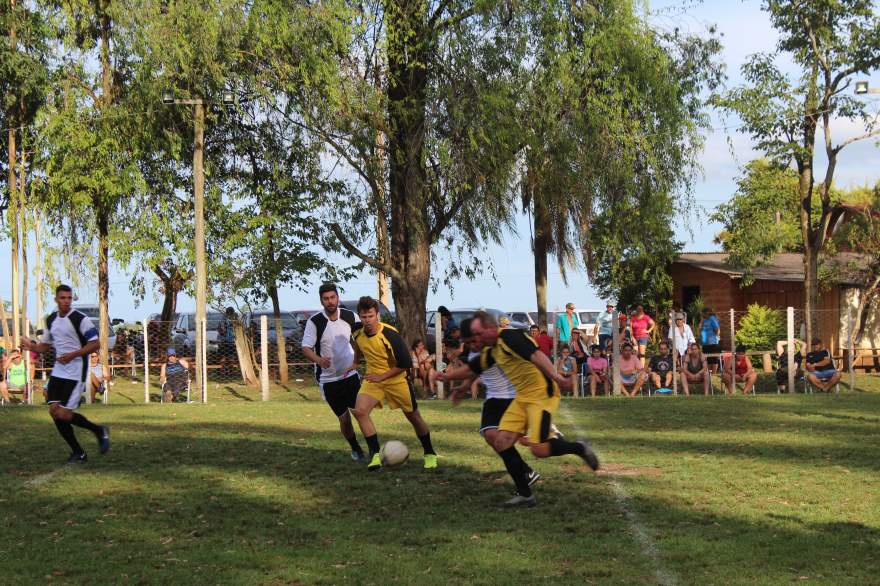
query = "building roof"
(674, 252, 869, 286)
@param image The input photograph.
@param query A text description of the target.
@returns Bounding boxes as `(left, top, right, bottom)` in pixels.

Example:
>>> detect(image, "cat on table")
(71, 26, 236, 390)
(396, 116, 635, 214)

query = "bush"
(735, 304, 785, 351)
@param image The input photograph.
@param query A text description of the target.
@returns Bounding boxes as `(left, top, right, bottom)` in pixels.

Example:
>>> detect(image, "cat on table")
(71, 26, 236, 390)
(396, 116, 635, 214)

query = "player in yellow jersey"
(346, 296, 438, 470)
(440, 310, 598, 507)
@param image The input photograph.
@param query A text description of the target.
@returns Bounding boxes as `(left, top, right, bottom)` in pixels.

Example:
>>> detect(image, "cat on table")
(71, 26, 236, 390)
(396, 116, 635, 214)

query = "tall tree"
(714, 0, 880, 342)
(252, 0, 525, 339)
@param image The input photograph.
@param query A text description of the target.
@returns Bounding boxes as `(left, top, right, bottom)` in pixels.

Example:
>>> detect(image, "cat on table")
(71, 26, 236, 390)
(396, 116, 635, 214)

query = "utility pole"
(193, 99, 207, 399)
(163, 90, 233, 401)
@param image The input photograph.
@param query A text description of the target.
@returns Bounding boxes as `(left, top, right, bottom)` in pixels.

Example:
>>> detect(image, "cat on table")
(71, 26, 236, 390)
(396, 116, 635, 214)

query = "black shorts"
(321, 374, 361, 417)
(46, 376, 84, 410)
(480, 397, 514, 435)
(703, 344, 721, 365)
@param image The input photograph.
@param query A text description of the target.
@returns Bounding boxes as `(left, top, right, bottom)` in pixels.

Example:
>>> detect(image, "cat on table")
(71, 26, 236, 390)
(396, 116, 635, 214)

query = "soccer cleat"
(423, 454, 439, 469)
(98, 426, 110, 455)
(551, 424, 564, 439)
(351, 450, 366, 463)
(367, 453, 382, 471)
(65, 452, 88, 465)
(503, 493, 537, 508)
(576, 439, 600, 471)
(526, 469, 541, 486)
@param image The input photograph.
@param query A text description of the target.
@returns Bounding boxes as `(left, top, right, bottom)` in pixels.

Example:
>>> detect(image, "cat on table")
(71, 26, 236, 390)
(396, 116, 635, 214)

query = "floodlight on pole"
(162, 90, 175, 104)
(854, 80, 879, 95)
(222, 90, 235, 105)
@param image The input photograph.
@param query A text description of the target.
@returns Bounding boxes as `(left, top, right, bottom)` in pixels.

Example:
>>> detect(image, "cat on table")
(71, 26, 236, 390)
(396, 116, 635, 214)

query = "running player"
(301, 283, 366, 462)
(21, 285, 110, 463)
(440, 318, 540, 489)
(441, 310, 598, 507)
(346, 296, 438, 470)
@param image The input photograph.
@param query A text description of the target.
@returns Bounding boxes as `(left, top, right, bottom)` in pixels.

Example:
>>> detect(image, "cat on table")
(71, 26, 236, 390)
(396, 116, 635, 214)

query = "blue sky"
(3, 0, 879, 321)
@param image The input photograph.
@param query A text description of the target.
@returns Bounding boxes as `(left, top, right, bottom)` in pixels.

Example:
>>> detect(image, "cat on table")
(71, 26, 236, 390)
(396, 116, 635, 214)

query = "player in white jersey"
(21, 285, 110, 464)
(440, 318, 539, 488)
(301, 283, 366, 462)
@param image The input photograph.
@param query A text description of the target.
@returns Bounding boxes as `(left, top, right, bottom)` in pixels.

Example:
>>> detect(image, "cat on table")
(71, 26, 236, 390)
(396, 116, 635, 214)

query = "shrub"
(735, 304, 785, 351)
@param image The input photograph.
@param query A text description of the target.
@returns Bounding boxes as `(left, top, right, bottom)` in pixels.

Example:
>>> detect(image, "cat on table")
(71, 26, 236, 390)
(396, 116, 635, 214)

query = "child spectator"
(587, 345, 609, 397)
(555, 345, 578, 396)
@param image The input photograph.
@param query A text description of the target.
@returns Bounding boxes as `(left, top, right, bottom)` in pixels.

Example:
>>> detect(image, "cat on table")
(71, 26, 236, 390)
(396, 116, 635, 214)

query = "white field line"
(559, 406, 679, 586)
(25, 466, 68, 487)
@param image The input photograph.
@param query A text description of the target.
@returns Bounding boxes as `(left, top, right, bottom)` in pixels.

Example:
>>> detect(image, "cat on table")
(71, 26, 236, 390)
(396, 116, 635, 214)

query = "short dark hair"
(622, 342, 634, 350)
(591, 344, 601, 352)
(356, 296, 380, 314)
(529, 324, 539, 331)
(319, 283, 338, 297)
(438, 305, 451, 318)
(736, 344, 748, 353)
(55, 284, 72, 294)
(472, 310, 497, 327)
(811, 337, 822, 345)
(459, 317, 473, 338)
(411, 339, 423, 351)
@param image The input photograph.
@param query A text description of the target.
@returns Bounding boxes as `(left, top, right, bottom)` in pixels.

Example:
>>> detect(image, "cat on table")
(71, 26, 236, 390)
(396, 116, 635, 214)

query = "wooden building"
(669, 252, 876, 360)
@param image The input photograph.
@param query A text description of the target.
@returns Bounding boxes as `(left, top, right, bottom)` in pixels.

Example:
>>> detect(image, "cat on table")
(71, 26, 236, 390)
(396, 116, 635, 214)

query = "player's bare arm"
(302, 346, 331, 369)
(21, 338, 52, 354)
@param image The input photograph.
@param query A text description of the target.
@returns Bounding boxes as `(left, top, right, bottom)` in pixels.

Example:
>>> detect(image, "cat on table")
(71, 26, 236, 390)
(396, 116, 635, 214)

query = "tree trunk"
(8, 0, 19, 348)
(34, 212, 44, 331)
(803, 241, 819, 344)
(374, 131, 391, 307)
(97, 210, 111, 366)
(232, 318, 259, 388)
(385, 0, 431, 341)
(269, 285, 288, 384)
(155, 264, 186, 356)
(533, 194, 551, 330)
(19, 148, 28, 338)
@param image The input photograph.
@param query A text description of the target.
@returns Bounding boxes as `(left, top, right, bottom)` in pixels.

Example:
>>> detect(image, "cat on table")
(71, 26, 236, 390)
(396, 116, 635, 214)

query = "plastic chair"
(161, 373, 192, 403)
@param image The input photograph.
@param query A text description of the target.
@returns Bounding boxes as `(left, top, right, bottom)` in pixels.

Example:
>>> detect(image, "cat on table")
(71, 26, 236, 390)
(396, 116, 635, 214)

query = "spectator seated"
(648, 342, 674, 391)
(722, 345, 758, 395)
(805, 338, 841, 393)
(161, 348, 191, 403)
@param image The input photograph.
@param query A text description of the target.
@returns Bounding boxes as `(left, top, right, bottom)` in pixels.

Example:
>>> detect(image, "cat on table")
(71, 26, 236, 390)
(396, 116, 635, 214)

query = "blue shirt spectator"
(699, 310, 720, 346)
(555, 303, 580, 344)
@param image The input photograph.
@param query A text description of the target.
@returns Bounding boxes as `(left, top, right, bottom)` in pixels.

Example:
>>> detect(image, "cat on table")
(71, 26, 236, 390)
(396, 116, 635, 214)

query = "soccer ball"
(381, 440, 409, 467)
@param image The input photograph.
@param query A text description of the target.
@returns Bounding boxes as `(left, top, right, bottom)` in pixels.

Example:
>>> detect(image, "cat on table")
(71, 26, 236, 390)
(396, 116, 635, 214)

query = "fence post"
(143, 318, 150, 403)
(612, 311, 621, 396)
(729, 309, 736, 395)
(260, 314, 269, 401)
(785, 307, 794, 395)
(24, 321, 33, 405)
(201, 318, 208, 403)
(847, 310, 854, 393)
(434, 311, 444, 399)
(671, 311, 678, 395)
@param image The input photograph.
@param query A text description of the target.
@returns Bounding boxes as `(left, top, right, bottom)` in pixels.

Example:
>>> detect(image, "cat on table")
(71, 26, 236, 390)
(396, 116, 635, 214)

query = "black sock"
(549, 437, 584, 457)
(499, 447, 532, 497)
(365, 434, 380, 456)
(346, 435, 363, 455)
(54, 419, 84, 455)
(417, 432, 436, 455)
(70, 413, 102, 435)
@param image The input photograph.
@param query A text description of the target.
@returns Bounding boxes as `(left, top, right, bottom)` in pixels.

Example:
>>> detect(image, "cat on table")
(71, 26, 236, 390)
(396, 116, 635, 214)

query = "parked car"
(426, 308, 527, 348)
(72, 305, 117, 349)
(508, 311, 558, 336)
(172, 312, 225, 357)
(243, 311, 305, 359)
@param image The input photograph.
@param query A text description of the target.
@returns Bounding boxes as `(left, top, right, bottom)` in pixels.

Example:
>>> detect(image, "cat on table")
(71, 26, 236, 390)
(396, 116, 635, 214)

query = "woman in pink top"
(587, 345, 609, 397)
(629, 305, 656, 367)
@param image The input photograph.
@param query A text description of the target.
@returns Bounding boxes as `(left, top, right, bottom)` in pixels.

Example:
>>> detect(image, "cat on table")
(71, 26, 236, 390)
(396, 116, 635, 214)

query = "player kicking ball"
(346, 296, 438, 470)
(442, 310, 598, 507)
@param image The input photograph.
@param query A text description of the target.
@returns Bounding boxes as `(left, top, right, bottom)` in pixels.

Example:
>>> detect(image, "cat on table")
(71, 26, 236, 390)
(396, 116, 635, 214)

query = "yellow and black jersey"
(352, 323, 413, 381)
(468, 329, 558, 400)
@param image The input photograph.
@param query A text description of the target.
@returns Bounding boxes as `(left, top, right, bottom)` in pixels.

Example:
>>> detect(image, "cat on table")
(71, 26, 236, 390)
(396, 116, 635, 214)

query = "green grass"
(2, 382, 879, 584)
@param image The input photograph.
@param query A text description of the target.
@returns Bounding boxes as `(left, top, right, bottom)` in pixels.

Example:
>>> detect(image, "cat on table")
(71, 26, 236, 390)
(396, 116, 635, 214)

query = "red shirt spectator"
(529, 325, 554, 357)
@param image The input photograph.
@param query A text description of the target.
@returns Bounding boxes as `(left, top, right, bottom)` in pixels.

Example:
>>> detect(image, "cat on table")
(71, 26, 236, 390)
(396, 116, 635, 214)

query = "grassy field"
(2, 381, 879, 585)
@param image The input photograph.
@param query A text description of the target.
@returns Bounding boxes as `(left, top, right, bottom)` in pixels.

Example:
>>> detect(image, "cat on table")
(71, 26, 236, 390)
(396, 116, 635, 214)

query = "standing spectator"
(668, 313, 696, 363)
(529, 325, 554, 357)
(593, 302, 615, 350)
(555, 345, 577, 396)
(775, 338, 804, 393)
(618, 342, 646, 397)
(681, 342, 710, 396)
(87, 352, 110, 404)
(587, 345, 609, 397)
(616, 313, 633, 352)
(805, 337, 841, 392)
(648, 341, 674, 390)
(698, 308, 721, 373)
(629, 305, 656, 367)
(722, 345, 758, 395)
(438, 306, 457, 338)
(555, 303, 580, 345)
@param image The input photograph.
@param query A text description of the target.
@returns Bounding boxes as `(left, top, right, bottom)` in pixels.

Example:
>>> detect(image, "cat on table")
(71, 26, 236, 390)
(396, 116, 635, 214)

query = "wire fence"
(3, 306, 877, 406)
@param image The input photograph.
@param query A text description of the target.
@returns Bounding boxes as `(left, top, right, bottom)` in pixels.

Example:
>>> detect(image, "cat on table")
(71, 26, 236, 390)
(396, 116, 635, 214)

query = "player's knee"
(530, 443, 551, 458)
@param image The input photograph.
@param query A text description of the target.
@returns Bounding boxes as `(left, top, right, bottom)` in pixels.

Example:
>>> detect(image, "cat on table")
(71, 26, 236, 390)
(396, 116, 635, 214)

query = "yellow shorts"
(359, 377, 417, 413)
(498, 394, 560, 444)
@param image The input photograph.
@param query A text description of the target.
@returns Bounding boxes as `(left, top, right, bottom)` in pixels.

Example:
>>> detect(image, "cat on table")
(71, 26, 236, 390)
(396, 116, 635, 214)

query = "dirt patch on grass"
(597, 463, 663, 478)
